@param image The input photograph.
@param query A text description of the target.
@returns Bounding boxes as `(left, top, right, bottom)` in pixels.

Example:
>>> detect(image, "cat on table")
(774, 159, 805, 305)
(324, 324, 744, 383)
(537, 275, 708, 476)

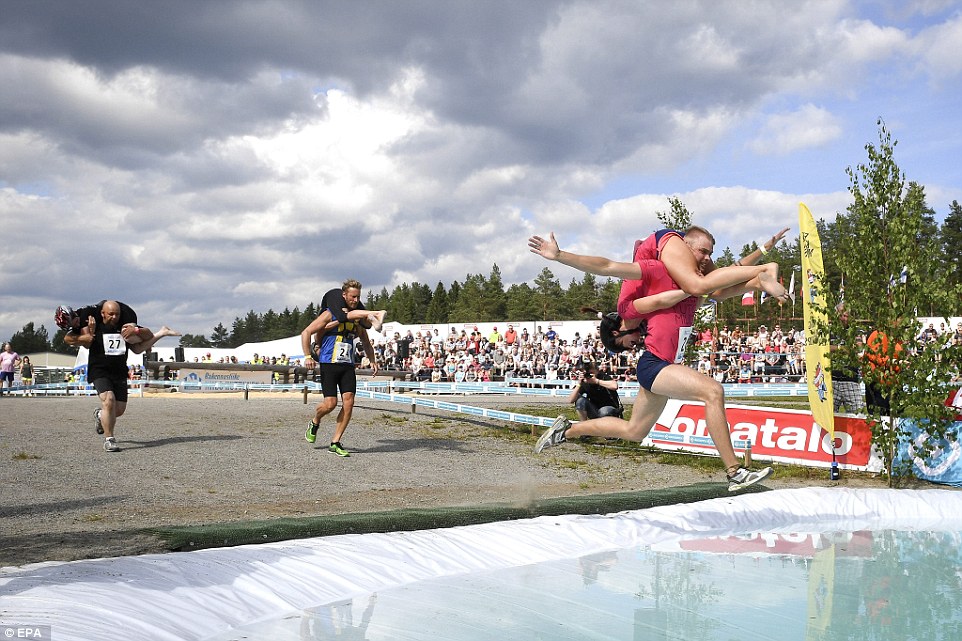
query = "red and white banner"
(644, 399, 881, 472)
(671, 530, 874, 558)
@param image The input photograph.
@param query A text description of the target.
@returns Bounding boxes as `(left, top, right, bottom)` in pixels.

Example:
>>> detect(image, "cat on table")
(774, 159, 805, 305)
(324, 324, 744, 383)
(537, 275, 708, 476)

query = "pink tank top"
(617, 231, 698, 363)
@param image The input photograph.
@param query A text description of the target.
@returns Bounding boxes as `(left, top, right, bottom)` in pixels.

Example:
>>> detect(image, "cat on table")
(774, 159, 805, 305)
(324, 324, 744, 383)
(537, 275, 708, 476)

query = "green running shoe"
(305, 421, 318, 444)
(329, 441, 350, 457)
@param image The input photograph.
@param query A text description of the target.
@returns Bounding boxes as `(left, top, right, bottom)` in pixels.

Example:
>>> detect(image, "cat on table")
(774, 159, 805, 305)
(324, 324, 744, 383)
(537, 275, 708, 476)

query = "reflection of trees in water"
(634, 550, 723, 641)
(827, 530, 962, 641)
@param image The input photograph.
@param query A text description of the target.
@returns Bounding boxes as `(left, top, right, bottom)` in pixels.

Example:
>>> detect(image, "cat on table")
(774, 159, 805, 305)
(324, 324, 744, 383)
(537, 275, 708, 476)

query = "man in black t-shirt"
(569, 361, 623, 421)
(60, 300, 179, 452)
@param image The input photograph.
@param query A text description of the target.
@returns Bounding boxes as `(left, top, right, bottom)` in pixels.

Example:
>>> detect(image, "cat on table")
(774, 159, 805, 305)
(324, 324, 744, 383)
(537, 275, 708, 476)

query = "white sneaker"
(104, 437, 120, 452)
(534, 416, 571, 453)
(727, 466, 772, 491)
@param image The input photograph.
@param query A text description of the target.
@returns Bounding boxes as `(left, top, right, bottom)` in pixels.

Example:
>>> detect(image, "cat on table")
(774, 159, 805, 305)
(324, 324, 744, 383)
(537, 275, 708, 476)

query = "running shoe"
(104, 437, 120, 452)
(534, 416, 571, 453)
(306, 421, 318, 444)
(94, 408, 104, 435)
(329, 442, 350, 457)
(727, 466, 773, 492)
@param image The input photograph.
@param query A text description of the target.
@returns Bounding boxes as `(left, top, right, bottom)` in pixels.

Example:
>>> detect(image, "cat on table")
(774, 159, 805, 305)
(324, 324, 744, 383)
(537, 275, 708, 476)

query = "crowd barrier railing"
(2, 377, 809, 400)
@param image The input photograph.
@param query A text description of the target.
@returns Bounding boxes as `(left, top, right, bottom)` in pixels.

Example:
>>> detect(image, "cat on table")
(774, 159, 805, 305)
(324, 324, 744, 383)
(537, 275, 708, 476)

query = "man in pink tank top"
(528, 226, 788, 491)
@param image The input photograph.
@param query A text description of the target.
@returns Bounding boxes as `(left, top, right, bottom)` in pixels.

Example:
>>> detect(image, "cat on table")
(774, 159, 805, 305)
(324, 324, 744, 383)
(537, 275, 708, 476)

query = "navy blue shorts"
(635, 351, 672, 391)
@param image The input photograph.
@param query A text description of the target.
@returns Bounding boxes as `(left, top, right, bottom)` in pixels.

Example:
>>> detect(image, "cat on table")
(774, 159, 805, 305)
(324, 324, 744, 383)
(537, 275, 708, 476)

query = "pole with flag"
(799, 203, 838, 480)
(789, 268, 797, 316)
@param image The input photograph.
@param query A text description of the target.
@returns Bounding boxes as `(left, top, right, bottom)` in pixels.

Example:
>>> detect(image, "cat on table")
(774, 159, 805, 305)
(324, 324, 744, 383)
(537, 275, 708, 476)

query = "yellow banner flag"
(799, 203, 834, 439)
(805, 543, 836, 639)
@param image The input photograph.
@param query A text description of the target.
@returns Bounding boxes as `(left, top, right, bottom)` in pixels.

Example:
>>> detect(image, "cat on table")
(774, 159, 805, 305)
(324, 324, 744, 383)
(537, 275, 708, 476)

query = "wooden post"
(303, 386, 308, 404)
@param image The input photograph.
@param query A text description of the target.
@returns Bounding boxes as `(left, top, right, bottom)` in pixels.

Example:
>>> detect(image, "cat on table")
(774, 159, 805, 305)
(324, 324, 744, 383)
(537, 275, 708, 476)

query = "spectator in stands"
(697, 354, 712, 377)
(545, 326, 558, 343)
(397, 330, 414, 368)
(787, 343, 804, 380)
(714, 354, 732, 383)
(752, 347, 766, 382)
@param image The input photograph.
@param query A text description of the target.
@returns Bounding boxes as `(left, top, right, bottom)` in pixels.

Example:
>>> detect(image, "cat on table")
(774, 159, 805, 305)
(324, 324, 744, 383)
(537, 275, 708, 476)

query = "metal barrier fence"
(1, 377, 809, 399)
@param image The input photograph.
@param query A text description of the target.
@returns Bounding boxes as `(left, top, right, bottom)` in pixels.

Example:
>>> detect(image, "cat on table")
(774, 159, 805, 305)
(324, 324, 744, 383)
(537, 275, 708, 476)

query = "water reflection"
(212, 529, 962, 640)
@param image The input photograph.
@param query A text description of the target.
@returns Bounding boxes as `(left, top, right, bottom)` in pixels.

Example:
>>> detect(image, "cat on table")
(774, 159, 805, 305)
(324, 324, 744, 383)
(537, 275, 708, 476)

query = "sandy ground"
(0, 389, 893, 568)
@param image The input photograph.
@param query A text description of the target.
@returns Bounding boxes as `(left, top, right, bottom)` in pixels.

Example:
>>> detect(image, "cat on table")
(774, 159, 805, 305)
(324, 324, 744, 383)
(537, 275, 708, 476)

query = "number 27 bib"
(103, 333, 126, 356)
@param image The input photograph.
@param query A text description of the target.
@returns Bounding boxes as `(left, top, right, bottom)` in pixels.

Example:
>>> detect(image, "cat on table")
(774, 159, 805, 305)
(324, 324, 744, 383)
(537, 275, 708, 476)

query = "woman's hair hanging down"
(581, 306, 625, 353)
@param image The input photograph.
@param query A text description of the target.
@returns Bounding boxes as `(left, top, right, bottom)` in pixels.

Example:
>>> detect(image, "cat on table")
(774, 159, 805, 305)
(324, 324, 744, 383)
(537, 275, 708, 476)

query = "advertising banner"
(643, 400, 881, 472)
(799, 202, 835, 440)
(177, 368, 274, 389)
(896, 417, 962, 487)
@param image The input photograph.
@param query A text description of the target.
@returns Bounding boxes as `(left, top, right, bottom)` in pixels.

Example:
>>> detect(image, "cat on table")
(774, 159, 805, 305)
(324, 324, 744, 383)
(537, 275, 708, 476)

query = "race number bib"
(674, 326, 693, 363)
(103, 333, 126, 356)
(333, 340, 354, 364)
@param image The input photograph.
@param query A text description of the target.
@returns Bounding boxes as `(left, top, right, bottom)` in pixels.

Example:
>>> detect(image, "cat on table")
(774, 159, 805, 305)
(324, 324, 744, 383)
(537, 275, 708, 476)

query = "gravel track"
(0, 390, 887, 567)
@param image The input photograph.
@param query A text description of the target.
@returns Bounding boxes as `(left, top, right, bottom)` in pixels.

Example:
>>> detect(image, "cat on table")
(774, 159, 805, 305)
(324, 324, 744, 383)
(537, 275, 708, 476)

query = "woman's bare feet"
(758, 270, 789, 302)
(367, 311, 386, 333)
(155, 326, 182, 339)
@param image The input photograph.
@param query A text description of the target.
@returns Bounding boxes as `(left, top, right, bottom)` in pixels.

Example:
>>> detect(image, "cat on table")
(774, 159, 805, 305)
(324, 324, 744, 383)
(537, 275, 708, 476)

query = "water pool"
(213, 528, 962, 640)
(3, 488, 961, 641)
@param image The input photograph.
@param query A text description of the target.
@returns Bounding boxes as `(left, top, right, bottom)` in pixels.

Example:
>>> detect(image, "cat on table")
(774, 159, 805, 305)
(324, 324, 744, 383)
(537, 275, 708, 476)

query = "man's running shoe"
(727, 466, 773, 492)
(329, 442, 350, 457)
(94, 409, 104, 435)
(306, 421, 319, 443)
(104, 437, 120, 452)
(534, 416, 571, 453)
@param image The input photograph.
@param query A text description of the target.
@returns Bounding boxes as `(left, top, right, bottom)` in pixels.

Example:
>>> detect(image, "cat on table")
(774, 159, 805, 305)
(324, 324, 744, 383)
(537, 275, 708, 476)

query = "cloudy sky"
(2, 0, 960, 342)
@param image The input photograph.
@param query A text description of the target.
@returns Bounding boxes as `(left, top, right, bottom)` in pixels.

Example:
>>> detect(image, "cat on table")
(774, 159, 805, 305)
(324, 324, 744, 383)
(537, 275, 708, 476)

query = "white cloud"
(912, 12, 962, 82)
(748, 105, 843, 155)
(0, 1, 958, 342)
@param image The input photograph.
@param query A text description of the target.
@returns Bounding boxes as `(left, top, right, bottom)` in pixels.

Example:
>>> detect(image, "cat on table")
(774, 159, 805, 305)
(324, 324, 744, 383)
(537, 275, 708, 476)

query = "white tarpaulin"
(2, 488, 962, 641)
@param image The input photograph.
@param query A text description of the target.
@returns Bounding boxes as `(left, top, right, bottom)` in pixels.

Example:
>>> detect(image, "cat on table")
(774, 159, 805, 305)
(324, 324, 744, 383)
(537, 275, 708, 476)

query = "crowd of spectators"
(153, 318, 962, 386)
(11, 318, 958, 392)
(362, 323, 812, 385)
(918, 320, 962, 349)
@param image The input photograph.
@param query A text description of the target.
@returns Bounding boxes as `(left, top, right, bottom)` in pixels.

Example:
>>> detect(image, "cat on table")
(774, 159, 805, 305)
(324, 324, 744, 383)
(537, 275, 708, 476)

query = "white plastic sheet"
(2, 487, 962, 641)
